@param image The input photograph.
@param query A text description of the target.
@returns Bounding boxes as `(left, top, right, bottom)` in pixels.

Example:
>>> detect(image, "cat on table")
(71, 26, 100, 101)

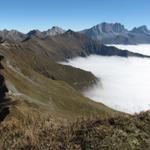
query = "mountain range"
(0, 27, 150, 122)
(0, 29, 120, 121)
(0, 26, 65, 42)
(0, 26, 149, 121)
(1, 23, 150, 149)
(0, 23, 150, 44)
(81, 22, 150, 44)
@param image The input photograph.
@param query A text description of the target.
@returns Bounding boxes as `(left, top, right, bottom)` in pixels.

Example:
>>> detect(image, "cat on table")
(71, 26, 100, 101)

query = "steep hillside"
(0, 29, 150, 121)
(1, 27, 150, 121)
(1, 26, 150, 149)
(2, 62, 116, 119)
(22, 30, 150, 61)
(0, 40, 97, 91)
(0, 41, 119, 120)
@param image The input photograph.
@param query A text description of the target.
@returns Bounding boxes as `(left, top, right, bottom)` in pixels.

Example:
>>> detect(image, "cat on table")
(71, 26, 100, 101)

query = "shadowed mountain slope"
(22, 30, 150, 61)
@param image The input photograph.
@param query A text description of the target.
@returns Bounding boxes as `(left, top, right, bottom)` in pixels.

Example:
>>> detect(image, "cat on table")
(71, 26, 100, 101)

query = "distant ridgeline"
(0, 23, 150, 45)
(81, 23, 150, 44)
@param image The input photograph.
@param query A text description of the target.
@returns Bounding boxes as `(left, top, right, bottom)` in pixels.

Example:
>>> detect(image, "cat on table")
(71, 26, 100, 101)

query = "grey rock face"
(43, 26, 65, 36)
(0, 26, 65, 42)
(95, 22, 127, 33)
(81, 23, 150, 44)
(1, 23, 150, 44)
(27, 26, 65, 39)
(131, 26, 149, 34)
(27, 30, 44, 38)
(0, 30, 26, 42)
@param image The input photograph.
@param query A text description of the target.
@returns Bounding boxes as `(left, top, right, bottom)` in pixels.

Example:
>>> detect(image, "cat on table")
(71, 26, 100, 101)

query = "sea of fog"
(108, 44, 150, 56)
(62, 44, 150, 114)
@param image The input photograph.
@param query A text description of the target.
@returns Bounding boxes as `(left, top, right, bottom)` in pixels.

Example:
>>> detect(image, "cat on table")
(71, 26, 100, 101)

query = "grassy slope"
(22, 31, 150, 61)
(0, 41, 119, 120)
(0, 30, 150, 149)
(2, 61, 118, 120)
(1, 31, 149, 149)
(1, 111, 150, 150)
(0, 41, 96, 91)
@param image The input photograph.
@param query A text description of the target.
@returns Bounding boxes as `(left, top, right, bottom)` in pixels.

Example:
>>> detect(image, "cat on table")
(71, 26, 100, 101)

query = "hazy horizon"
(1, 22, 150, 34)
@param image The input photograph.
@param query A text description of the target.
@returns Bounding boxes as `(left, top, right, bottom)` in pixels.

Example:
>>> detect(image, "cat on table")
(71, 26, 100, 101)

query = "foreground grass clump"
(1, 111, 150, 150)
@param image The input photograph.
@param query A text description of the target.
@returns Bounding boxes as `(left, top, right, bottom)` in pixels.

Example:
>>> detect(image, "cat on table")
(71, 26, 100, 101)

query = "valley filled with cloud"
(64, 45, 150, 113)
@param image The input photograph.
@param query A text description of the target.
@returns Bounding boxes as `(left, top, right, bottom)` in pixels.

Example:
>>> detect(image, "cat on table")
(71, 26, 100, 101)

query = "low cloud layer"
(108, 44, 150, 56)
(63, 45, 150, 114)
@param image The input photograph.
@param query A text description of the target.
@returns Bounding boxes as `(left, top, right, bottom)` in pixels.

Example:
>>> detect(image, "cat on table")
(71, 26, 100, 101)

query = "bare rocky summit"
(81, 22, 150, 44)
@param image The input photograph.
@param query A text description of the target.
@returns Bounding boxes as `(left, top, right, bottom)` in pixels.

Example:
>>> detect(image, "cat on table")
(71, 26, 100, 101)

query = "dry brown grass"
(0, 111, 150, 150)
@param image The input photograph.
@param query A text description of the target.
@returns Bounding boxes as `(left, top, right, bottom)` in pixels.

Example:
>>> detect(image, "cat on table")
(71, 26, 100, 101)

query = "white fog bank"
(108, 44, 150, 56)
(62, 53, 150, 114)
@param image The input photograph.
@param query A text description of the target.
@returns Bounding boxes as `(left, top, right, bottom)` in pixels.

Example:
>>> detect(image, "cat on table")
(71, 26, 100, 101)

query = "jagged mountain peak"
(65, 29, 75, 34)
(1, 29, 24, 35)
(63, 30, 85, 39)
(131, 25, 149, 34)
(45, 26, 65, 36)
(81, 22, 150, 44)
(27, 29, 41, 34)
(27, 29, 44, 38)
(90, 22, 127, 33)
(0, 29, 26, 41)
(50, 26, 64, 31)
(27, 26, 65, 38)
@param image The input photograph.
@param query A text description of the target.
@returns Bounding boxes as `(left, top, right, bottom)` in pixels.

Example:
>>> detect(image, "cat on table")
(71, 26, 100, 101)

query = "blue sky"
(0, 0, 149, 33)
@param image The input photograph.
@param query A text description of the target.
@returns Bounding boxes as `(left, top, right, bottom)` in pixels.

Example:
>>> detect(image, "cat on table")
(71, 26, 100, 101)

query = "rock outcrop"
(27, 26, 65, 39)
(0, 55, 9, 121)
(0, 30, 26, 42)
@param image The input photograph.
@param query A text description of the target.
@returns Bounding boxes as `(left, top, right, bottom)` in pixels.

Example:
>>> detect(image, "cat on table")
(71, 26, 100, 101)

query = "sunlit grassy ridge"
(0, 37, 119, 120)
